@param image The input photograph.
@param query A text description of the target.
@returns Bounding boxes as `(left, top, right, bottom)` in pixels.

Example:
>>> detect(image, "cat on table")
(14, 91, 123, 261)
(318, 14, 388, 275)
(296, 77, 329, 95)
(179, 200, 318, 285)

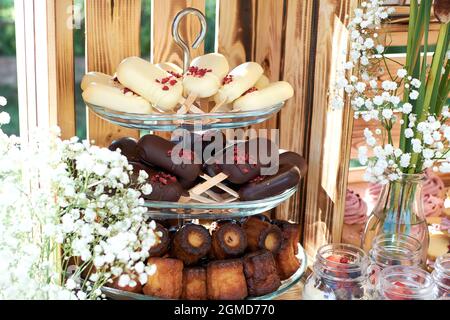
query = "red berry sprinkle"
(223, 75, 233, 85)
(168, 71, 182, 79)
(123, 87, 137, 95)
(162, 85, 170, 91)
(187, 66, 212, 78)
(243, 87, 258, 96)
(169, 79, 177, 86)
(151, 172, 178, 185)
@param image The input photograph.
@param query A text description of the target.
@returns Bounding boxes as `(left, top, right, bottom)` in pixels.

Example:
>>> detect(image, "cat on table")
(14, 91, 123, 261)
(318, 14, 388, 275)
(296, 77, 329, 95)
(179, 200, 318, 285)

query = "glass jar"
(368, 234, 422, 289)
(362, 174, 429, 263)
(431, 254, 450, 299)
(303, 244, 369, 300)
(376, 265, 438, 300)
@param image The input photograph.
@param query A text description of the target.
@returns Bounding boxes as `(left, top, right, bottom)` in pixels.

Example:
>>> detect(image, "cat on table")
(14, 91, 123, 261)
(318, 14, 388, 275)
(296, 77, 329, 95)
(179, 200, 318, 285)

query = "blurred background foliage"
(0, 0, 216, 138)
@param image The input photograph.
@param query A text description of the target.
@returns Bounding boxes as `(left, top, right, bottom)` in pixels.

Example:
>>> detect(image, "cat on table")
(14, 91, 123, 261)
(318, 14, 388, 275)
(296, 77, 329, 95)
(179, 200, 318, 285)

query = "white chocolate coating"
(214, 62, 264, 104)
(191, 53, 229, 79)
(233, 81, 294, 111)
(255, 75, 270, 90)
(182, 53, 230, 98)
(156, 62, 183, 76)
(81, 72, 117, 91)
(116, 56, 183, 111)
(82, 82, 152, 114)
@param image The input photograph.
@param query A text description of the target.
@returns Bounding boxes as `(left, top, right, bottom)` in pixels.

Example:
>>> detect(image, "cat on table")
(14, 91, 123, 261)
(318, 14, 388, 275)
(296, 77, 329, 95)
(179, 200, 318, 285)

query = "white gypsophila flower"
(399, 153, 411, 168)
(0, 96, 7, 107)
(358, 146, 369, 165)
(409, 90, 419, 100)
(397, 69, 407, 78)
(381, 108, 393, 120)
(402, 103, 413, 114)
(0, 112, 10, 125)
(410, 79, 421, 88)
(404, 128, 414, 138)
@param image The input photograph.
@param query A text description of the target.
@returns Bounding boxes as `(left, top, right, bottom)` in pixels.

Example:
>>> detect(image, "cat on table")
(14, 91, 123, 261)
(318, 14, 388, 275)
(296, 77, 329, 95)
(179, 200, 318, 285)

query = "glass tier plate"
(143, 186, 297, 220)
(100, 243, 307, 300)
(86, 101, 284, 131)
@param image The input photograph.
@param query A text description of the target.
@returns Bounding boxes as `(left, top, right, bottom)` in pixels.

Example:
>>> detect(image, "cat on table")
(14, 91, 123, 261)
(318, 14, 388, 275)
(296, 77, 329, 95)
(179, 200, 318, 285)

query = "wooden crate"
(18, 0, 361, 265)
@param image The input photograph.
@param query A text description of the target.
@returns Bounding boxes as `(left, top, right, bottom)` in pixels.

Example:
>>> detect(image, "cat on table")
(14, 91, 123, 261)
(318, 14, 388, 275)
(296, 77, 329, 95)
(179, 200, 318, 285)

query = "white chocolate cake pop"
(214, 62, 264, 105)
(182, 53, 230, 99)
(116, 56, 183, 112)
(233, 81, 294, 111)
(156, 62, 183, 78)
(81, 72, 118, 91)
(82, 82, 152, 114)
(255, 75, 270, 90)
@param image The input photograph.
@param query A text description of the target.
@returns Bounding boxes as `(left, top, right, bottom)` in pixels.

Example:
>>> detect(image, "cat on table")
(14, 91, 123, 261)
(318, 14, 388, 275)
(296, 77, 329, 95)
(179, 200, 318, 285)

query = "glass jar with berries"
(431, 254, 450, 299)
(303, 243, 370, 300)
(376, 266, 438, 300)
(367, 234, 423, 297)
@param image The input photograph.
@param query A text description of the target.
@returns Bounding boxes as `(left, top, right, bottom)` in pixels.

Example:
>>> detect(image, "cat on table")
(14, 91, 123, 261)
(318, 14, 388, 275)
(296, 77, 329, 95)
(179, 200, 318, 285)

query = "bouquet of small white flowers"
(334, 0, 449, 183)
(333, 0, 449, 253)
(0, 96, 160, 300)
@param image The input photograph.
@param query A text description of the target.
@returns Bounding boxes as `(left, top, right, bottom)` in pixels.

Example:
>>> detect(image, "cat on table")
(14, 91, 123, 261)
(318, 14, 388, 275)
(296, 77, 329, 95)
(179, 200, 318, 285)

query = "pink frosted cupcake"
(342, 189, 368, 247)
(423, 169, 445, 199)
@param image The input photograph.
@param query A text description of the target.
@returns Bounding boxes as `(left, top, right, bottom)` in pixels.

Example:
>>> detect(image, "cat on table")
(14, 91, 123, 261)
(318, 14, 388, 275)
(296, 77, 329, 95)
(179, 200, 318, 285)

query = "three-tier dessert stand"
(86, 8, 307, 300)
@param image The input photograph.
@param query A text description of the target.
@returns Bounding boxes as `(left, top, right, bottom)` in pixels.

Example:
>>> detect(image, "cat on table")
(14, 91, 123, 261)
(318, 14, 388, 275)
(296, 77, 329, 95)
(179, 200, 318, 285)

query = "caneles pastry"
(243, 250, 281, 296)
(210, 220, 247, 260)
(143, 257, 183, 299)
(272, 220, 301, 280)
(207, 259, 248, 300)
(181, 267, 207, 300)
(243, 216, 282, 254)
(171, 224, 212, 265)
(148, 223, 170, 257)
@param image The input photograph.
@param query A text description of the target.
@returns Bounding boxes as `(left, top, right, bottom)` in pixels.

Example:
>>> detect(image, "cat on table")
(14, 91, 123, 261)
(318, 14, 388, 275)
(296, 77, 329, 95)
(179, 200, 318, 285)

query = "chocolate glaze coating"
(209, 138, 276, 185)
(130, 162, 184, 202)
(109, 137, 138, 162)
(171, 131, 226, 163)
(238, 165, 301, 201)
(279, 151, 307, 178)
(137, 134, 202, 182)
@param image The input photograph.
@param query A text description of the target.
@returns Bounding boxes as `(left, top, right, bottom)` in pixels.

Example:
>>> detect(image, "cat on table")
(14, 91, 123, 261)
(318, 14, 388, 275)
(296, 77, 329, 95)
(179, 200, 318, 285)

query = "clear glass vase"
(361, 174, 429, 263)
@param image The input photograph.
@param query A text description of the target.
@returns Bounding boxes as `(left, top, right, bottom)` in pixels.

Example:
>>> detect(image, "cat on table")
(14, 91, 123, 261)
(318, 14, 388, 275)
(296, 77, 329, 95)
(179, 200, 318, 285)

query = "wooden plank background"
(85, 0, 141, 146)
(276, 0, 315, 225)
(47, 0, 76, 140)
(302, 0, 357, 260)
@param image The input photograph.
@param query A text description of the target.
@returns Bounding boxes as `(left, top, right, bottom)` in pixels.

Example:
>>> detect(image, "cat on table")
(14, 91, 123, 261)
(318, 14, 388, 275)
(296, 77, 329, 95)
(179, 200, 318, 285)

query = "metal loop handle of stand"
(171, 8, 207, 73)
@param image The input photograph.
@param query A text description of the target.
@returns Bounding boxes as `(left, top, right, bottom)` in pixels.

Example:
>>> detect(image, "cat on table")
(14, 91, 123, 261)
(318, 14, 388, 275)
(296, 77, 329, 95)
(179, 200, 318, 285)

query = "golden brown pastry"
(207, 259, 248, 300)
(181, 267, 207, 300)
(210, 220, 248, 260)
(143, 257, 183, 299)
(243, 250, 281, 296)
(149, 223, 171, 257)
(243, 216, 282, 253)
(171, 224, 212, 265)
(272, 220, 301, 280)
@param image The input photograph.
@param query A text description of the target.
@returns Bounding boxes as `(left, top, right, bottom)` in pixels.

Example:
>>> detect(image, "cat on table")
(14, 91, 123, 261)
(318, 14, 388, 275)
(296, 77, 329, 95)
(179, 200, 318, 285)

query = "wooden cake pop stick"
(188, 192, 218, 204)
(204, 190, 224, 203)
(199, 174, 239, 198)
(189, 172, 228, 196)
